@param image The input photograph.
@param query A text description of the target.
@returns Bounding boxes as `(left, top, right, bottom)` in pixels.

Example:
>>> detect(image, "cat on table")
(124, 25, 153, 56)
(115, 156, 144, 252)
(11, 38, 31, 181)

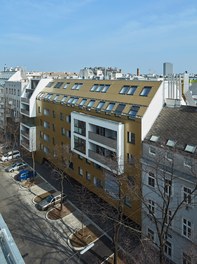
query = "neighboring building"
(0, 67, 23, 132)
(20, 77, 52, 152)
(0, 214, 25, 264)
(163, 62, 173, 76)
(79, 67, 124, 80)
(141, 105, 197, 263)
(33, 78, 167, 225)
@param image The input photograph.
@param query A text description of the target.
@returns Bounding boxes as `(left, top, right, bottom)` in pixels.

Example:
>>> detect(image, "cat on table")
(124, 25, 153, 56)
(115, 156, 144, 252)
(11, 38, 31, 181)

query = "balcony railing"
(88, 132, 117, 149)
(21, 97, 29, 104)
(21, 109, 29, 115)
(88, 149, 117, 170)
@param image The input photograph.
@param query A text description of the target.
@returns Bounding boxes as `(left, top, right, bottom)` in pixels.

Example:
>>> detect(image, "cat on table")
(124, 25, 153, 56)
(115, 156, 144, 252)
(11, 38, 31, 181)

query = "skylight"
(114, 103, 126, 115)
(150, 135, 159, 142)
(79, 98, 87, 106)
(96, 101, 105, 110)
(63, 83, 70, 89)
(119, 85, 137, 95)
(185, 144, 196, 153)
(72, 83, 83, 90)
(166, 139, 176, 147)
(105, 102, 115, 112)
(60, 95, 67, 104)
(87, 100, 95, 108)
(46, 82, 54, 88)
(90, 84, 110, 93)
(140, 86, 152, 96)
(128, 105, 140, 119)
(54, 82, 63, 88)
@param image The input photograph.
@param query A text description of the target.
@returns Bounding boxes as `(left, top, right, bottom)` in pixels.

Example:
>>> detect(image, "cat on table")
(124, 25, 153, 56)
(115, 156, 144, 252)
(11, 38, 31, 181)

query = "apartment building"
(141, 105, 197, 263)
(27, 78, 167, 225)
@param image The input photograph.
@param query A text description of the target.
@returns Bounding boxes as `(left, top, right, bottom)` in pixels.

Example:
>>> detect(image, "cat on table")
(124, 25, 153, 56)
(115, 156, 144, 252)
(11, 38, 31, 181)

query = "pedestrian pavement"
(19, 158, 115, 263)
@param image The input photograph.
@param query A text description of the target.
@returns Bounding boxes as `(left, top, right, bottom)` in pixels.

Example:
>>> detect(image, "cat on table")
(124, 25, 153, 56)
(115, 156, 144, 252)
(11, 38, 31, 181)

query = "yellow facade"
(35, 79, 161, 225)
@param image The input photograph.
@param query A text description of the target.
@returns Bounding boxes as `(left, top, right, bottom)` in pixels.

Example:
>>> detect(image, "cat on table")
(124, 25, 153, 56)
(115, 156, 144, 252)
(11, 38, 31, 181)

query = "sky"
(0, 0, 197, 74)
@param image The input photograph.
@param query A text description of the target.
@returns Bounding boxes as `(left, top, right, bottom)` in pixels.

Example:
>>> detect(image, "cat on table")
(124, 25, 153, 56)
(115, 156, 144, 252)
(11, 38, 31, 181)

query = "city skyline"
(0, 0, 197, 74)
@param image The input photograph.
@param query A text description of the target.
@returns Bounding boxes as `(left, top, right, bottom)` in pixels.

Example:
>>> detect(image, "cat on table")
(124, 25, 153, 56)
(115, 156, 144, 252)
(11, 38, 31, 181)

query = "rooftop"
(145, 105, 197, 155)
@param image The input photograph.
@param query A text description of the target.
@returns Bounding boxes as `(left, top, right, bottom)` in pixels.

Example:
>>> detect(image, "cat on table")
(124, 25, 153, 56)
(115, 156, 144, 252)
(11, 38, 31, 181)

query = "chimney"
(137, 68, 140, 76)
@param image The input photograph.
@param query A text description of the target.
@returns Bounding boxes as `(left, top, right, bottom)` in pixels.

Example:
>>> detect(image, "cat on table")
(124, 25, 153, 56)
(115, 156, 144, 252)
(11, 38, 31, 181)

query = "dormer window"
(150, 135, 159, 142)
(185, 145, 196, 153)
(166, 139, 176, 147)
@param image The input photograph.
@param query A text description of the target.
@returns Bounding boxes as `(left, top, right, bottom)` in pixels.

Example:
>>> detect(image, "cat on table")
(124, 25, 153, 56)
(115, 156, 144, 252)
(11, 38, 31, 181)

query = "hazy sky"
(0, 0, 197, 74)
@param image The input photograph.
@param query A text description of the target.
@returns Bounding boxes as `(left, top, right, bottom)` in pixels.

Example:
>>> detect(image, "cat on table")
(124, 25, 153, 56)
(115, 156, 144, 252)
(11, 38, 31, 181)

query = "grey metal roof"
(0, 214, 25, 264)
(145, 105, 197, 150)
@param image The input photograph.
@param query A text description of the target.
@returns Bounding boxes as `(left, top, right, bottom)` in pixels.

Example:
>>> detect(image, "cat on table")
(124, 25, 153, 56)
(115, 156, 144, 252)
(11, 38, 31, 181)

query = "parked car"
(35, 191, 67, 211)
(1, 150, 20, 162)
(5, 161, 28, 172)
(16, 169, 36, 181)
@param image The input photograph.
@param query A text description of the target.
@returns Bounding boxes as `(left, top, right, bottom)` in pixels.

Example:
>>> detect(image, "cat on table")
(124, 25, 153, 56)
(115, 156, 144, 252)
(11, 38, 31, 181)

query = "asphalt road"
(0, 161, 80, 264)
(0, 160, 116, 264)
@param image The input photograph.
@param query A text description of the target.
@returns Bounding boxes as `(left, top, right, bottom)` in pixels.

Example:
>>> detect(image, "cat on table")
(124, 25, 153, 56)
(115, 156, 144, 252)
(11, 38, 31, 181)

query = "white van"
(1, 150, 21, 162)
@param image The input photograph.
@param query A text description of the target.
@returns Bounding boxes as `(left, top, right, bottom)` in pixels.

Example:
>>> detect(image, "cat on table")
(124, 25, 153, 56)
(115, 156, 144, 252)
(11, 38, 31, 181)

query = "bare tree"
(47, 143, 72, 211)
(140, 147, 197, 264)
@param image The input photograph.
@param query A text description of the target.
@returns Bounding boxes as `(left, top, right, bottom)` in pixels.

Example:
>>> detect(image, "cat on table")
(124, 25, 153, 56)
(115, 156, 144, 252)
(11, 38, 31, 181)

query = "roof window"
(72, 83, 83, 90)
(63, 83, 70, 89)
(150, 135, 159, 142)
(166, 139, 176, 147)
(128, 105, 140, 119)
(105, 102, 115, 113)
(54, 82, 63, 88)
(114, 103, 126, 115)
(185, 144, 196, 153)
(140, 86, 152, 96)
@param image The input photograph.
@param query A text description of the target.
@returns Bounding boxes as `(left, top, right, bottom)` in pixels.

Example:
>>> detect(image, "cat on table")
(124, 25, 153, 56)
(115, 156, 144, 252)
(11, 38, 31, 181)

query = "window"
(183, 252, 192, 264)
(52, 124, 55, 131)
(43, 134, 50, 142)
(87, 100, 95, 108)
(127, 153, 134, 165)
(63, 83, 70, 89)
(119, 85, 137, 95)
(128, 105, 140, 119)
(148, 200, 155, 214)
(147, 228, 155, 241)
(46, 81, 54, 87)
(74, 136, 86, 154)
(140, 86, 151, 96)
(86, 172, 91, 181)
(54, 82, 63, 88)
(93, 177, 103, 188)
(43, 108, 50, 116)
(79, 98, 87, 107)
(66, 115, 71, 123)
(165, 210, 172, 226)
(74, 119, 86, 136)
(72, 83, 83, 90)
(78, 167, 83, 176)
(183, 187, 192, 204)
(53, 94, 60, 102)
(128, 86, 137, 95)
(128, 132, 135, 144)
(38, 106, 41, 113)
(96, 101, 105, 110)
(184, 157, 192, 168)
(149, 146, 156, 155)
(182, 219, 192, 239)
(61, 127, 66, 136)
(119, 86, 129, 94)
(60, 112, 64, 121)
(90, 84, 110, 93)
(124, 196, 132, 207)
(185, 144, 196, 153)
(150, 135, 159, 142)
(43, 121, 50, 129)
(164, 179, 172, 196)
(102, 85, 110, 93)
(148, 172, 155, 187)
(60, 95, 67, 104)
(52, 111, 56, 118)
(114, 103, 126, 115)
(166, 139, 176, 147)
(164, 241, 172, 257)
(105, 102, 115, 113)
(166, 152, 173, 161)
(43, 146, 49, 154)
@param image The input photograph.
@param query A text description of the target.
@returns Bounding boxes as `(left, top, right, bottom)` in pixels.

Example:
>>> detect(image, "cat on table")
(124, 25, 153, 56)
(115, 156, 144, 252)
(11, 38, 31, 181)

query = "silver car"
(5, 161, 28, 172)
(35, 192, 67, 211)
